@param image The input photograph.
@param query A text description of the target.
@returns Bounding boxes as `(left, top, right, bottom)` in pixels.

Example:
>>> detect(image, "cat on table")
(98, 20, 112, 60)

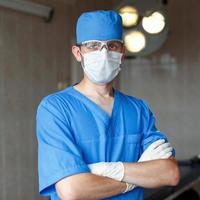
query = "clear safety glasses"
(79, 40, 124, 52)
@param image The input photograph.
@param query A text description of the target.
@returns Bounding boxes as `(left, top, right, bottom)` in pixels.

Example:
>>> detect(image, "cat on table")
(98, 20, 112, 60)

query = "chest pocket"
(76, 133, 143, 164)
(106, 133, 143, 162)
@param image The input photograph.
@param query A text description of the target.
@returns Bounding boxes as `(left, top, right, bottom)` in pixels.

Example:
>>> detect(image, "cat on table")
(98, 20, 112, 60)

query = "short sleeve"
(36, 97, 90, 196)
(140, 100, 175, 156)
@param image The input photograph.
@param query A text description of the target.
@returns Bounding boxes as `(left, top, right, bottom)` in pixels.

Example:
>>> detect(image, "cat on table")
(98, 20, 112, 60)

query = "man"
(36, 10, 180, 200)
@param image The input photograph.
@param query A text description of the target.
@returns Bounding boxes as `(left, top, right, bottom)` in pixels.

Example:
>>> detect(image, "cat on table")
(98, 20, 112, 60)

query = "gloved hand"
(88, 162, 135, 193)
(138, 139, 173, 162)
(88, 161, 124, 181)
(88, 139, 173, 194)
(123, 139, 173, 193)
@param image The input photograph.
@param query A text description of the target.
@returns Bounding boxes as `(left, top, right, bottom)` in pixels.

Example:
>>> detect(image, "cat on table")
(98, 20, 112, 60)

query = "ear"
(72, 45, 82, 62)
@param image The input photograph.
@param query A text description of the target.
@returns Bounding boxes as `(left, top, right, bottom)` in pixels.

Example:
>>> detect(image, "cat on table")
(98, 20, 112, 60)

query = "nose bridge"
(100, 42, 108, 51)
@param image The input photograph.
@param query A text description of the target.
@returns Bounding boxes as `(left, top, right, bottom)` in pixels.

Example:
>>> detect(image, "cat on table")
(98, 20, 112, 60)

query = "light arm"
(55, 173, 126, 200)
(123, 157, 180, 188)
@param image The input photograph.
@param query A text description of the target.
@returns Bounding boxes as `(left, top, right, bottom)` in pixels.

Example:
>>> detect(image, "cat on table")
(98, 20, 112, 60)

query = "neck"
(75, 76, 114, 98)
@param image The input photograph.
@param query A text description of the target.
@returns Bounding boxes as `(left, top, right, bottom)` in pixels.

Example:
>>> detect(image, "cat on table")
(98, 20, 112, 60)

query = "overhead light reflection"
(142, 11, 165, 34)
(124, 31, 146, 53)
(119, 6, 139, 27)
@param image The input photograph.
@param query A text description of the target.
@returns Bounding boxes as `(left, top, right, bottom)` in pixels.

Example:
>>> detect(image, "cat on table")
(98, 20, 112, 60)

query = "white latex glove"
(88, 139, 173, 194)
(122, 182, 136, 193)
(88, 161, 124, 181)
(88, 162, 135, 193)
(122, 139, 173, 193)
(138, 139, 173, 162)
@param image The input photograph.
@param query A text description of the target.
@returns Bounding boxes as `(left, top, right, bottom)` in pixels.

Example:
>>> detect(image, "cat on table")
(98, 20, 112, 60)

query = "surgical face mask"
(80, 48, 123, 85)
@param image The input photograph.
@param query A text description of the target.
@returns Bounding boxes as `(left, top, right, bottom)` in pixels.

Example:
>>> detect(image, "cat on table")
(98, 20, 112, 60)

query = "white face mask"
(81, 48, 123, 85)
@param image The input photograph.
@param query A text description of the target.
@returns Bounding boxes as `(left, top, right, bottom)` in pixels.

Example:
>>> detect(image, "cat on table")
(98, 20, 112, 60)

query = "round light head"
(142, 11, 165, 34)
(119, 6, 139, 27)
(124, 30, 146, 53)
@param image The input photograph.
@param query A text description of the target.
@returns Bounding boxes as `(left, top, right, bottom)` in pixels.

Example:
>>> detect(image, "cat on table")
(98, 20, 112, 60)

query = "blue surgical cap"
(76, 10, 123, 44)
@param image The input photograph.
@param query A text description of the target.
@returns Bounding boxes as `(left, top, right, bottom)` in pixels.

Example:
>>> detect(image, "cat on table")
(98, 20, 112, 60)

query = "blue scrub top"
(36, 84, 175, 200)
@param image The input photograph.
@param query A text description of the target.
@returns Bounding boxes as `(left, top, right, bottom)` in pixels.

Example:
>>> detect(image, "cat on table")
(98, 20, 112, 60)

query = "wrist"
(122, 182, 136, 193)
(104, 161, 125, 181)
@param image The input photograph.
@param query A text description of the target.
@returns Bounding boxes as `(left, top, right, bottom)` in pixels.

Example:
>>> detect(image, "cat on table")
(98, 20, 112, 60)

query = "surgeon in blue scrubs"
(36, 10, 180, 200)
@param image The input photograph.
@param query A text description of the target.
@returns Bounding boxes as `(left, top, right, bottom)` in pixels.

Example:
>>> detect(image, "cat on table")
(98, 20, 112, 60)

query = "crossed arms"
(55, 140, 180, 200)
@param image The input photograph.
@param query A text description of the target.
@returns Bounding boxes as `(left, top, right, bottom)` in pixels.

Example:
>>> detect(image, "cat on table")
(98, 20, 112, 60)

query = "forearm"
(56, 173, 126, 200)
(123, 158, 180, 188)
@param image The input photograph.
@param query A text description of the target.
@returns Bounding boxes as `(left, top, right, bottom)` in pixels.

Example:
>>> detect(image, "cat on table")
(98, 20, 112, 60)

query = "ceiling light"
(124, 30, 146, 53)
(142, 11, 165, 34)
(119, 6, 139, 27)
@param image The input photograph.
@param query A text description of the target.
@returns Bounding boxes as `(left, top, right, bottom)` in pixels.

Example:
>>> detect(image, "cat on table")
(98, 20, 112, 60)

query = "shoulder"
(117, 90, 154, 122)
(37, 86, 74, 113)
(117, 89, 149, 110)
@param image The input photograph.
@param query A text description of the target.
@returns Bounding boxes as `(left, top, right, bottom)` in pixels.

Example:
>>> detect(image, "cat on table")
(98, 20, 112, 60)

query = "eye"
(108, 41, 123, 51)
(108, 43, 117, 50)
(87, 42, 99, 49)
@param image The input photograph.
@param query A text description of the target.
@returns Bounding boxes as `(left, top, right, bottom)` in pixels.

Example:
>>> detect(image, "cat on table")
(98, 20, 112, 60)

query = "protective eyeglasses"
(78, 40, 124, 52)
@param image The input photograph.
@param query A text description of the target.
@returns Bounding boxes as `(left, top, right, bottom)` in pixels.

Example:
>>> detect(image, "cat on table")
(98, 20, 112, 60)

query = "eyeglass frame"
(76, 39, 124, 53)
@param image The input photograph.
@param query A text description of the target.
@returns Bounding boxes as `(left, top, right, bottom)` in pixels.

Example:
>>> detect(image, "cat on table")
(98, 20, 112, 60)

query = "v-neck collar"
(67, 84, 120, 124)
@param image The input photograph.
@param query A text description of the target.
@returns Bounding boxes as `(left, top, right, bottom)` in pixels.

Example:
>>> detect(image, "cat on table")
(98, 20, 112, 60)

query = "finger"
(147, 139, 165, 151)
(154, 143, 172, 153)
(156, 147, 173, 157)
(154, 147, 173, 156)
(162, 147, 173, 154)
(153, 147, 173, 158)
(160, 152, 173, 159)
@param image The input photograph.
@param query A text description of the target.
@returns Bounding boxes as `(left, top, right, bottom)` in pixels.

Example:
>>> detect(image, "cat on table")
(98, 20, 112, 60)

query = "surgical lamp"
(116, 0, 169, 58)
(142, 11, 165, 34)
(124, 30, 146, 53)
(119, 5, 139, 27)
